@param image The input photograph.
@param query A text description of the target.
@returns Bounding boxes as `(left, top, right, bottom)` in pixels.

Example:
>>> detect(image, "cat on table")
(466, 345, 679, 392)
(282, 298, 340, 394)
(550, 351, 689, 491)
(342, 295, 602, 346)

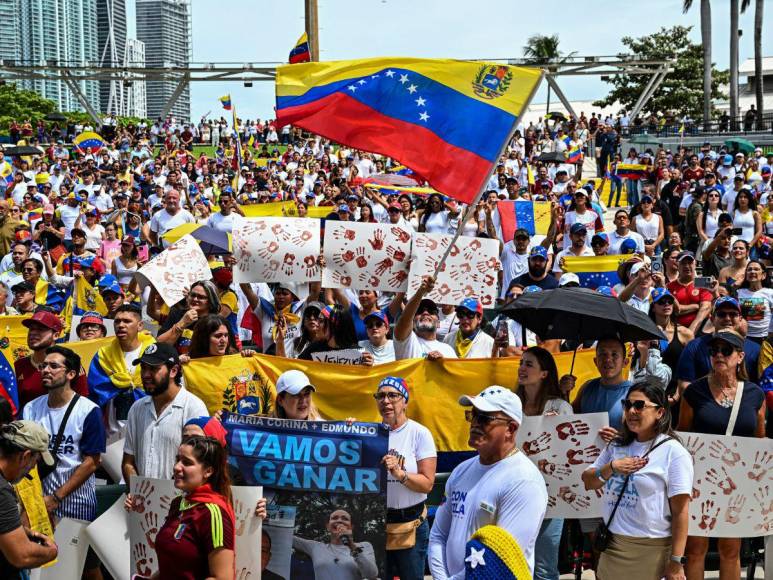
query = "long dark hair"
(189, 314, 238, 359)
(180, 435, 232, 504)
(515, 346, 564, 414)
(420, 193, 445, 228)
(615, 380, 678, 446)
(329, 305, 358, 349)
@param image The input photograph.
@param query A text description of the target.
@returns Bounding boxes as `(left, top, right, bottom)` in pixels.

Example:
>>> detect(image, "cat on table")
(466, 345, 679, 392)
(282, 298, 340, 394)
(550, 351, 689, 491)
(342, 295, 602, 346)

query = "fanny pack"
(386, 505, 426, 551)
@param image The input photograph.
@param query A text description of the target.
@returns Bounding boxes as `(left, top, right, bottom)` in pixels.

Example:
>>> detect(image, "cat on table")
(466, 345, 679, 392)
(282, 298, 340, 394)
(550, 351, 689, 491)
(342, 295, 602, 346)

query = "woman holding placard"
(582, 380, 693, 580)
(153, 435, 235, 579)
(374, 376, 436, 580)
(516, 346, 572, 580)
(678, 329, 765, 580)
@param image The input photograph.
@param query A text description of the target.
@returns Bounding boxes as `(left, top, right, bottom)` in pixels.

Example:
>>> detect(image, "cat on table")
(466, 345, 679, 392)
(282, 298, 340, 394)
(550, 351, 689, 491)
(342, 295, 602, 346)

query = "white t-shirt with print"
(386, 419, 437, 509)
(358, 339, 396, 364)
(590, 435, 693, 538)
(394, 332, 457, 360)
(736, 287, 773, 338)
(428, 451, 547, 578)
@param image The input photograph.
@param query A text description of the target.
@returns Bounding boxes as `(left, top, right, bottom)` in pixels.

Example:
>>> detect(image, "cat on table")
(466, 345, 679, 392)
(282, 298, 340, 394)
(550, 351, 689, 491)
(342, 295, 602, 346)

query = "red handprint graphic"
(141, 512, 159, 549)
(537, 459, 571, 479)
(723, 494, 746, 525)
(522, 432, 551, 456)
(747, 450, 772, 481)
(482, 274, 495, 287)
(684, 435, 706, 464)
(257, 241, 279, 259)
(708, 440, 742, 467)
(333, 250, 356, 267)
(449, 244, 460, 258)
(423, 256, 440, 272)
(476, 256, 501, 272)
(132, 542, 154, 576)
(291, 230, 314, 246)
(754, 485, 773, 518)
(705, 466, 737, 495)
(415, 235, 437, 250)
(566, 445, 601, 465)
(131, 480, 155, 513)
(481, 294, 493, 306)
(354, 247, 368, 268)
(388, 270, 408, 288)
(375, 257, 394, 276)
(270, 223, 291, 241)
(547, 495, 557, 509)
(436, 283, 452, 297)
(386, 245, 407, 262)
(697, 499, 719, 531)
(303, 255, 318, 277)
(368, 229, 385, 250)
(556, 420, 590, 441)
(334, 228, 356, 241)
(463, 239, 482, 260)
(557, 485, 591, 509)
(330, 272, 352, 287)
(261, 260, 281, 280)
(391, 227, 411, 244)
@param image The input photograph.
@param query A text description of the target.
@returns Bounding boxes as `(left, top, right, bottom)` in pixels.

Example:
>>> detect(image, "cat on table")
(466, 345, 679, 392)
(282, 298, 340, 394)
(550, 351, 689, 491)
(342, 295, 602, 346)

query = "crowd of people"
(0, 113, 771, 580)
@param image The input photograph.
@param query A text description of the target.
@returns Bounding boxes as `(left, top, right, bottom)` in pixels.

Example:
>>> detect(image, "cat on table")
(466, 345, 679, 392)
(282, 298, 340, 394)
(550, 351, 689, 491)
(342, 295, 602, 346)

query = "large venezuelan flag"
(276, 58, 543, 204)
(615, 163, 648, 180)
(561, 255, 625, 289)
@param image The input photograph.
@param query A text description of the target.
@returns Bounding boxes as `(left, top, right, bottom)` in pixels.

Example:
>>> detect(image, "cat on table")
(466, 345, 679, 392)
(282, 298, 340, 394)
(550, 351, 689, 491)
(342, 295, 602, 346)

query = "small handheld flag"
(219, 95, 232, 110)
(72, 131, 106, 154)
(289, 33, 311, 64)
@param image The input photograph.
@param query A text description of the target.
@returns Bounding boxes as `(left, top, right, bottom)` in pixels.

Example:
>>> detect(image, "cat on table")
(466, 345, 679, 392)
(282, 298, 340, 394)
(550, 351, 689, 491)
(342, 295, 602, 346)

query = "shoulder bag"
(37, 394, 80, 480)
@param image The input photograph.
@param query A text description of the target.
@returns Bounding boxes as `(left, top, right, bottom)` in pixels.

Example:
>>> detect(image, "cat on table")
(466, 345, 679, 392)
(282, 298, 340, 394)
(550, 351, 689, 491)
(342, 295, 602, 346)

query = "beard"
(414, 320, 437, 333)
(145, 376, 171, 397)
(529, 263, 546, 277)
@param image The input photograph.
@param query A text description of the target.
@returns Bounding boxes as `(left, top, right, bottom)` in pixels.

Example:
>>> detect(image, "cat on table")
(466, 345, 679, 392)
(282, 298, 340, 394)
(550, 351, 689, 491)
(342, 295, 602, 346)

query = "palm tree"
(683, 0, 712, 128)
(522, 35, 575, 115)
(742, 0, 765, 126)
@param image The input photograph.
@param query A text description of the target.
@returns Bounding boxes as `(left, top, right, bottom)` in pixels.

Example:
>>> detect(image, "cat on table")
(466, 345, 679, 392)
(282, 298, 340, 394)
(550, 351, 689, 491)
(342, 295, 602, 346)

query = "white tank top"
(733, 209, 755, 242)
(704, 209, 720, 239)
(634, 213, 659, 242)
(113, 256, 138, 285)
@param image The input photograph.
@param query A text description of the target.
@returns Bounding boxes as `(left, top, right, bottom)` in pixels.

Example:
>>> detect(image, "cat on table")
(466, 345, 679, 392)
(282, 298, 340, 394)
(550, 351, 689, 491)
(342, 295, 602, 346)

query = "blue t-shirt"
(578, 378, 632, 430)
(350, 303, 393, 342)
(677, 335, 760, 383)
(683, 377, 763, 437)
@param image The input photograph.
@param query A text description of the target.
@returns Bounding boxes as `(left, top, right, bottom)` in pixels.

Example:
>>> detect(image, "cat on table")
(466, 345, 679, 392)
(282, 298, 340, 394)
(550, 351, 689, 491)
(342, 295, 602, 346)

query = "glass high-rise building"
(96, 0, 127, 114)
(0, 0, 19, 64)
(18, 0, 100, 113)
(136, 0, 191, 122)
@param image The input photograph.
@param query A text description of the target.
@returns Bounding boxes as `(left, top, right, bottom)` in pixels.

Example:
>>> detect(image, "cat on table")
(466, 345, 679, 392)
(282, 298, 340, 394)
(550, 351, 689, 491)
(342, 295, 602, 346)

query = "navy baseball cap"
(713, 296, 741, 313)
(529, 246, 548, 260)
(570, 222, 588, 235)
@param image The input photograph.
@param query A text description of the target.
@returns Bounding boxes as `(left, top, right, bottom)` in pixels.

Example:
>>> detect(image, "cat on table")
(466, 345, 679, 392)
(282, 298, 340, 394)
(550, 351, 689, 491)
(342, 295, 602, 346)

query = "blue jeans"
(626, 179, 640, 207)
(534, 518, 564, 580)
(386, 518, 429, 580)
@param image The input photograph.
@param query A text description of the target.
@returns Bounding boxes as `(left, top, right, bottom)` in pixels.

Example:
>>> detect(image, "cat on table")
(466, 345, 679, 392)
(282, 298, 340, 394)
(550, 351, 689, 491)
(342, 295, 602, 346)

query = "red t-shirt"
(667, 280, 712, 327)
(683, 167, 705, 182)
(14, 357, 89, 411)
(155, 497, 235, 580)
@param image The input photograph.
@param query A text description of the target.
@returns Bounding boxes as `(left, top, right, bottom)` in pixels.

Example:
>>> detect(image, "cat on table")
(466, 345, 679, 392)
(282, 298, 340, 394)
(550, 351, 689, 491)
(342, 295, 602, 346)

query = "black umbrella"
(1, 145, 44, 156)
(44, 112, 67, 122)
(545, 111, 568, 122)
(500, 287, 665, 372)
(536, 151, 567, 163)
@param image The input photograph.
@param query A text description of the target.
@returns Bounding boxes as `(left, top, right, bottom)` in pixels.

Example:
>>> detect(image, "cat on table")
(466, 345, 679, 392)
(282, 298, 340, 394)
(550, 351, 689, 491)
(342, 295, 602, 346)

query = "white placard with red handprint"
(517, 413, 608, 519)
(135, 234, 212, 307)
(679, 431, 773, 537)
(128, 477, 177, 578)
(407, 233, 501, 307)
(322, 222, 412, 292)
(233, 218, 321, 284)
(232, 486, 263, 578)
(84, 493, 130, 580)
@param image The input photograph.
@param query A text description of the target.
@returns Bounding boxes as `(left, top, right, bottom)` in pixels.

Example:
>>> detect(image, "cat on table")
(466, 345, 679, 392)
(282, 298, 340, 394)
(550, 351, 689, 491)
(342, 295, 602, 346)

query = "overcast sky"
(129, 0, 769, 121)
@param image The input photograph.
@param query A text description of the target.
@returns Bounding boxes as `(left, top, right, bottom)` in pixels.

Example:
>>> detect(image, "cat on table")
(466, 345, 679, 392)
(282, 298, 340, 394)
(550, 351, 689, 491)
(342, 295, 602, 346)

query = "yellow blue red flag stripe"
(289, 33, 311, 64)
(276, 58, 542, 204)
(72, 131, 106, 154)
(561, 255, 625, 289)
(615, 163, 648, 180)
(219, 95, 232, 110)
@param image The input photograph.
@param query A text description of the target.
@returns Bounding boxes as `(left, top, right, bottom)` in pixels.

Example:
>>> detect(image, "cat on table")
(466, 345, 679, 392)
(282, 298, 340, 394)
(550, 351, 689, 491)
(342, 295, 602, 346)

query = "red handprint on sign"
(375, 257, 394, 276)
(747, 450, 772, 481)
(132, 543, 154, 576)
(481, 294, 493, 306)
(391, 227, 411, 244)
(448, 244, 460, 257)
(436, 283, 452, 297)
(303, 255, 318, 277)
(724, 495, 746, 525)
(463, 239, 482, 260)
(708, 440, 742, 467)
(705, 466, 737, 495)
(291, 230, 314, 245)
(388, 270, 408, 288)
(482, 274, 495, 287)
(333, 228, 357, 241)
(270, 223, 291, 241)
(415, 234, 437, 250)
(537, 459, 571, 479)
(522, 432, 552, 456)
(354, 247, 368, 268)
(330, 272, 352, 287)
(333, 250, 356, 267)
(387, 245, 407, 262)
(261, 260, 281, 280)
(141, 511, 159, 549)
(754, 485, 773, 517)
(697, 499, 719, 530)
(556, 420, 590, 441)
(566, 445, 601, 465)
(368, 230, 385, 250)
(131, 480, 155, 513)
(257, 241, 280, 259)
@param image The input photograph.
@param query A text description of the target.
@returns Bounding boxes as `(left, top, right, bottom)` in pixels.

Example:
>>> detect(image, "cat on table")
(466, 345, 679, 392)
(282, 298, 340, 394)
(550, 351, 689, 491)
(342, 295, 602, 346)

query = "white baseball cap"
(458, 386, 523, 425)
(275, 370, 316, 396)
(558, 272, 580, 287)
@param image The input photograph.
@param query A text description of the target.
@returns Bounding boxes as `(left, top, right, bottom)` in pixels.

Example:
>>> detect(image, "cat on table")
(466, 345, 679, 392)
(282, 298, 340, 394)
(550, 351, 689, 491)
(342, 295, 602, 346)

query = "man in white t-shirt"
(553, 222, 594, 277)
(428, 386, 547, 578)
(443, 298, 494, 358)
(206, 189, 244, 234)
(393, 277, 456, 360)
(499, 228, 530, 299)
(148, 189, 195, 248)
(607, 209, 646, 255)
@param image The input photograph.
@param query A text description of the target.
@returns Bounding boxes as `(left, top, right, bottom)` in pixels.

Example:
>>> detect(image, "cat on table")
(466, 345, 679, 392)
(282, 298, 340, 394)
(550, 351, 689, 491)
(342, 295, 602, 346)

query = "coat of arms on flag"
(472, 65, 513, 100)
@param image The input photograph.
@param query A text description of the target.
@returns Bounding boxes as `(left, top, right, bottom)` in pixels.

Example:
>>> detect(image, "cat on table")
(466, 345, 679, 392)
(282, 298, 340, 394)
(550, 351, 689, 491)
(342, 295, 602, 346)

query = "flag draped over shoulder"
(497, 200, 552, 240)
(87, 333, 156, 407)
(276, 58, 542, 204)
(183, 350, 604, 457)
(34, 279, 65, 313)
(561, 255, 624, 289)
(288, 33, 311, 64)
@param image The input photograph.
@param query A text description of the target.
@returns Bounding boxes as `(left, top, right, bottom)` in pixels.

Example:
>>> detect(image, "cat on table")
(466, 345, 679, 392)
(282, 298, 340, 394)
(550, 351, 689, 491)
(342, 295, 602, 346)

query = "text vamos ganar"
(232, 430, 380, 493)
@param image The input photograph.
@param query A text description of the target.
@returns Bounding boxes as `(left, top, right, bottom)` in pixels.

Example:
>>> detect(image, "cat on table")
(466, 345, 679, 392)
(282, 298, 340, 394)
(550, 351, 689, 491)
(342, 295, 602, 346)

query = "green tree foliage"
(593, 26, 728, 119)
(0, 83, 56, 129)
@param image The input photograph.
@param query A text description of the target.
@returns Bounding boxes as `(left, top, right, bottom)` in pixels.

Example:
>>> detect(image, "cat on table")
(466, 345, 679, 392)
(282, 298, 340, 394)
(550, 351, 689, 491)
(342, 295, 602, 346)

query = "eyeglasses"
(709, 344, 736, 357)
(188, 292, 208, 301)
(464, 409, 511, 426)
(373, 392, 404, 402)
(39, 362, 66, 370)
(621, 399, 661, 411)
(655, 298, 674, 306)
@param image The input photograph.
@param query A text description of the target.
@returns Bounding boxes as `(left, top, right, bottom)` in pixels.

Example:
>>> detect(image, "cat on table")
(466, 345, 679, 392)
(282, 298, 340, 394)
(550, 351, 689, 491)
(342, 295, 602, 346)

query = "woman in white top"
(736, 260, 773, 341)
(731, 189, 761, 246)
(697, 190, 722, 247)
(631, 196, 664, 256)
(77, 210, 105, 251)
(418, 193, 460, 234)
(111, 236, 140, 290)
(582, 381, 692, 580)
(376, 376, 436, 580)
(516, 346, 572, 580)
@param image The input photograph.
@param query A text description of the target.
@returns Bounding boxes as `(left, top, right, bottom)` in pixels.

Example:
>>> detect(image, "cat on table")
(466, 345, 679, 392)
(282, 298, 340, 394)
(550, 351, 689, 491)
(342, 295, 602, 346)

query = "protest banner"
(679, 432, 773, 537)
(135, 234, 212, 307)
(517, 413, 608, 519)
(311, 348, 367, 365)
(322, 221, 412, 292)
(238, 201, 330, 219)
(232, 218, 320, 284)
(128, 478, 174, 578)
(32, 518, 90, 580)
(232, 486, 264, 578)
(85, 494, 131, 580)
(408, 233, 500, 306)
(223, 412, 389, 579)
(262, 504, 296, 580)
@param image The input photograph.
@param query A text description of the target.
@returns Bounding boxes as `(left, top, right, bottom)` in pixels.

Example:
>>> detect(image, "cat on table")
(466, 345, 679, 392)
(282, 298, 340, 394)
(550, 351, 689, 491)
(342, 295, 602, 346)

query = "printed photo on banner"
(408, 233, 500, 306)
(135, 235, 212, 307)
(516, 413, 608, 519)
(678, 431, 773, 537)
(222, 412, 389, 579)
(322, 221, 412, 292)
(232, 218, 321, 284)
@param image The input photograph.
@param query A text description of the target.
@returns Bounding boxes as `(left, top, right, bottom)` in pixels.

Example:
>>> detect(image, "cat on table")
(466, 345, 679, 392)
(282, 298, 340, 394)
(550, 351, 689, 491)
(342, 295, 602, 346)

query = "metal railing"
(626, 112, 773, 137)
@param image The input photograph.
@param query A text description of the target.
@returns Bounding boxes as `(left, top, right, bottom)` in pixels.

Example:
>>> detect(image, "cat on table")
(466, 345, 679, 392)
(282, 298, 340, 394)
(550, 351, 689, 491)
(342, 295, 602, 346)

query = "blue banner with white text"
(223, 412, 388, 580)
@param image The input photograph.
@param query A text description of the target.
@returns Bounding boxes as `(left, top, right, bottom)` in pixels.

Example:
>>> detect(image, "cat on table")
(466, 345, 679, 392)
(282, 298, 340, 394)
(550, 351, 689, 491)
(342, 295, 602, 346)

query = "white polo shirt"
(123, 387, 208, 479)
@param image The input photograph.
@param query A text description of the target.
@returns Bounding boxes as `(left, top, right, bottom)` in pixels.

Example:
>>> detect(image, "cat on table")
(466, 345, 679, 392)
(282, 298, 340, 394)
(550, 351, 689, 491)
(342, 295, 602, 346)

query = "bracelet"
(609, 460, 617, 475)
(594, 468, 607, 483)
(399, 471, 409, 485)
(51, 491, 63, 504)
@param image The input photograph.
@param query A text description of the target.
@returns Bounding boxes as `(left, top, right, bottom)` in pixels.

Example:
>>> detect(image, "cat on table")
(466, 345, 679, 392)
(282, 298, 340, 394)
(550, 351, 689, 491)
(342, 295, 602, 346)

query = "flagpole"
(431, 69, 546, 279)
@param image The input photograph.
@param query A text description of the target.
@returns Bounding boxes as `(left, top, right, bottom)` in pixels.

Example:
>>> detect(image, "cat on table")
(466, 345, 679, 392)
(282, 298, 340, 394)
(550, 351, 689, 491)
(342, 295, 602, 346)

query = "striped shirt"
(23, 393, 105, 521)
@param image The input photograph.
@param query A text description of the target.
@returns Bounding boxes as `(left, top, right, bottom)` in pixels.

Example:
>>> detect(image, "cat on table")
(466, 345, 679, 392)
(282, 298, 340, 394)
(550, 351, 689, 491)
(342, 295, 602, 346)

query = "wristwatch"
(670, 555, 687, 565)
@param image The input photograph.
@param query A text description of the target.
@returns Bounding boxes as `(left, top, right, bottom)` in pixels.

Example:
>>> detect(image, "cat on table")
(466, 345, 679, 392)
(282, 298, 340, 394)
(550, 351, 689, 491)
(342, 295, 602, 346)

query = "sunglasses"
(456, 310, 478, 319)
(621, 399, 661, 411)
(708, 344, 736, 357)
(416, 307, 437, 316)
(365, 320, 384, 329)
(464, 409, 511, 426)
(714, 310, 739, 319)
(655, 298, 674, 306)
(373, 391, 403, 402)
